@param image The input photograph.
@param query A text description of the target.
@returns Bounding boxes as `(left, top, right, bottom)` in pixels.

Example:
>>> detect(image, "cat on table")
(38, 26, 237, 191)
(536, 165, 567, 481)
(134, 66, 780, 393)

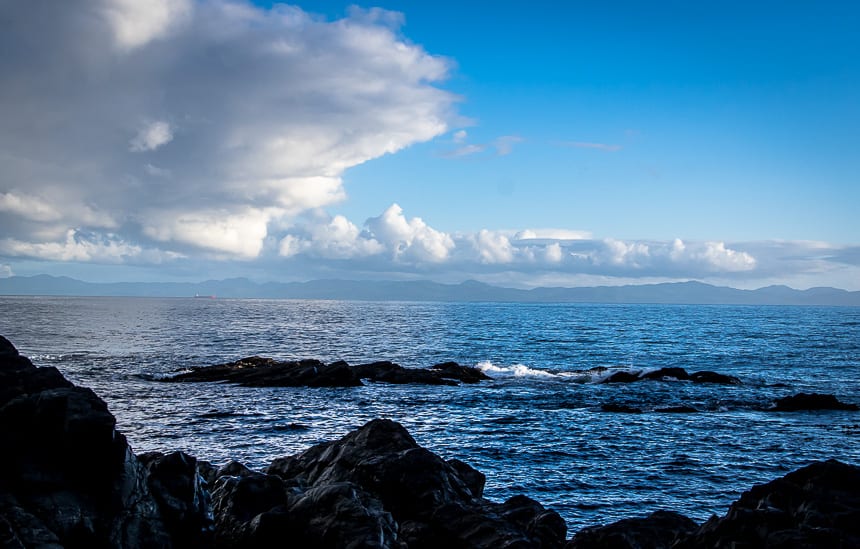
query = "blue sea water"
(1, 296, 859, 531)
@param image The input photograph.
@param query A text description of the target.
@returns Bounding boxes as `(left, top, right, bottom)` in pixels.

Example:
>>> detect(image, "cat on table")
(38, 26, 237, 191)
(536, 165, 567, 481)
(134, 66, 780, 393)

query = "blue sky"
(1, 1, 858, 289)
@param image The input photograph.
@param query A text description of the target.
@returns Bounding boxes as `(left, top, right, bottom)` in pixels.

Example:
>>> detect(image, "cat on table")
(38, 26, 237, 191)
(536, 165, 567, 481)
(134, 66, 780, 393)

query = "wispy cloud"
(493, 135, 523, 156)
(441, 133, 522, 158)
(560, 141, 623, 152)
(442, 144, 487, 157)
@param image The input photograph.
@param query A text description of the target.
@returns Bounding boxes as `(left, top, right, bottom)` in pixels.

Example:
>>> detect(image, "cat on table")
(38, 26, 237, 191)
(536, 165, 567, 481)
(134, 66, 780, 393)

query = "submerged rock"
(602, 367, 741, 385)
(168, 356, 490, 388)
(771, 392, 859, 412)
(655, 406, 699, 413)
(599, 403, 643, 414)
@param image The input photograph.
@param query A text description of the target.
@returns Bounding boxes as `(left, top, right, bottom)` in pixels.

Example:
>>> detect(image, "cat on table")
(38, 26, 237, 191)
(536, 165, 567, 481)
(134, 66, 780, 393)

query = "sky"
(1, 0, 858, 289)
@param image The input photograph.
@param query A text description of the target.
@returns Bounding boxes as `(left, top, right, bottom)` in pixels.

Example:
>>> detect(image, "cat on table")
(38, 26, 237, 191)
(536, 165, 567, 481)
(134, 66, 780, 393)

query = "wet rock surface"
(771, 392, 859, 411)
(2, 334, 860, 548)
(677, 459, 860, 548)
(566, 510, 697, 549)
(601, 367, 741, 385)
(167, 357, 491, 387)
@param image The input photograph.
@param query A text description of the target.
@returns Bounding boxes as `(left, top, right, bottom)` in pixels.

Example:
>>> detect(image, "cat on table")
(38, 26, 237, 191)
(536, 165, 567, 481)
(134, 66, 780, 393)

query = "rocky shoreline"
(2, 335, 859, 548)
(165, 356, 491, 387)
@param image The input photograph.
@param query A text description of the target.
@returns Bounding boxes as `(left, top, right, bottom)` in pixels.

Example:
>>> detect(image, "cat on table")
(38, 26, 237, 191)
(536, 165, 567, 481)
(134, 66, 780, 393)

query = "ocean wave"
(475, 360, 603, 381)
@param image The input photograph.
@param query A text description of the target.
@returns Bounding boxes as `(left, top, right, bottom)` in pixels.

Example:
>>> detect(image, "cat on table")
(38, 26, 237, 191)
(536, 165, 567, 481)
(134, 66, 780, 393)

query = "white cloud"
(545, 242, 563, 263)
(0, 1, 455, 262)
(100, 0, 192, 50)
(130, 121, 174, 152)
(0, 230, 142, 263)
(698, 241, 756, 271)
(365, 204, 455, 262)
(279, 215, 384, 259)
(474, 230, 515, 264)
(0, 192, 62, 222)
(0, 264, 12, 278)
(515, 228, 592, 241)
(452, 130, 468, 144)
(142, 208, 272, 259)
(273, 206, 765, 282)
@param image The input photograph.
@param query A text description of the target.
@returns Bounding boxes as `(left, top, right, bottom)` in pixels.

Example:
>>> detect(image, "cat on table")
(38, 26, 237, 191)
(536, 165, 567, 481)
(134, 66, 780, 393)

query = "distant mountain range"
(1, 274, 859, 306)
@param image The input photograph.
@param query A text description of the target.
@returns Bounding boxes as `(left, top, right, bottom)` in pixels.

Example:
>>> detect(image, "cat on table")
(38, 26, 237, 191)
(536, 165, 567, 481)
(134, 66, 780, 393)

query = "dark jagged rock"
(431, 361, 492, 383)
(5, 334, 860, 549)
(602, 371, 641, 383)
(677, 459, 860, 548)
(688, 370, 741, 385)
(353, 361, 457, 386)
(600, 403, 643, 414)
(0, 337, 193, 547)
(139, 451, 214, 546)
(602, 367, 742, 385)
(168, 356, 491, 387)
(771, 392, 859, 412)
(170, 356, 362, 388)
(566, 510, 697, 549)
(262, 419, 566, 548)
(641, 367, 690, 381)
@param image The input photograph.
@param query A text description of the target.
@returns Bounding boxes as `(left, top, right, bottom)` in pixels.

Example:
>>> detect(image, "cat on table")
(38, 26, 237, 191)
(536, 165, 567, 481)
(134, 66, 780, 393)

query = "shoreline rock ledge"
(2, 334, 860, 548)
(165, 356, 492, 387)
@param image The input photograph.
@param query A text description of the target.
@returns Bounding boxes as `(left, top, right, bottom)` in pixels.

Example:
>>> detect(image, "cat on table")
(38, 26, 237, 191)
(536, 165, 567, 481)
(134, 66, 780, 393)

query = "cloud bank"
(1, 0, 454, 260)
(1, 1, 856, 289)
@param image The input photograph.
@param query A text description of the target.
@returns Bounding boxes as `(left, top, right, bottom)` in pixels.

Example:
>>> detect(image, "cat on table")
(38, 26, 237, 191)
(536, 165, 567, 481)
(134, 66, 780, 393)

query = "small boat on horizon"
(194, 293, 216, 299)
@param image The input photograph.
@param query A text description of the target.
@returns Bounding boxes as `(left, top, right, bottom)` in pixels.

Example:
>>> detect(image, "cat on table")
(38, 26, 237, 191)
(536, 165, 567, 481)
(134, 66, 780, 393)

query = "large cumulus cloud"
(0, 0, 453, 259)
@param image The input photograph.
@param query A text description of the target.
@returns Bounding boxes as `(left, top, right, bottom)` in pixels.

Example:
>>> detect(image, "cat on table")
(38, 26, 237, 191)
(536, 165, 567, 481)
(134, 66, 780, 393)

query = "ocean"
(1, 296, 858, 531)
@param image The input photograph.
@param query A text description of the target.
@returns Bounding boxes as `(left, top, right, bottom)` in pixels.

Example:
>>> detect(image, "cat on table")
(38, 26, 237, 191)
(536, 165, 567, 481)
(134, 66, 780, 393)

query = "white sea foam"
(476, 360, 595, 381)
(476, 360, 557, 378)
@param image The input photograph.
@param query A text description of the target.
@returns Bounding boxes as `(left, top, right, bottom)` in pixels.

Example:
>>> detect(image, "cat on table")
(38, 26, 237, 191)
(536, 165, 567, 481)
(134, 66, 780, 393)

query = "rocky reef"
(166, 356, 491, 387)
(2, 334, 859, 548)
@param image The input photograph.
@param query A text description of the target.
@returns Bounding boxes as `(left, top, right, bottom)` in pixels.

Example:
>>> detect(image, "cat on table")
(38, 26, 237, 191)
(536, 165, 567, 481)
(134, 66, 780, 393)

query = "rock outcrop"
(3, 334, 860, 549)
(678, 459, 860, 548)
(167, 357, 491, 387)
(217, 418, 567, 548)
(566, 510, 697, 549)
(601, 367, 741, 385)
(771, 392, 859, 411)
(0, 335, 205, 548)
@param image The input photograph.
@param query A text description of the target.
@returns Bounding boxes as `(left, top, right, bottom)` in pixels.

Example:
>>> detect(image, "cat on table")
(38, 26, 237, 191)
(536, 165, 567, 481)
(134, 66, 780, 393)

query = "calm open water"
(1, 296, 858, 531)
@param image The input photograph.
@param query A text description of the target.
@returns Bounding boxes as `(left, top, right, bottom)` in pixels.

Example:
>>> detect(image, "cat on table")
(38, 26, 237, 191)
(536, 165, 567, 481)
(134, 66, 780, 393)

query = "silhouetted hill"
(1, 275, 858, 306)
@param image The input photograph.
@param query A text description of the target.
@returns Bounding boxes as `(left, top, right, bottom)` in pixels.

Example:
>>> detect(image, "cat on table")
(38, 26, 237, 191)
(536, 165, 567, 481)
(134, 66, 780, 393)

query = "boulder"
(0, 336, 204, 547)
(566, 510, 697, 549)
(678, 459, 860, 548)
(139, 451, 214, 546)
(431, 362, 492, 383)
(602, 371, 641, 383)
(688, 371, 741, 385)
(641, 367, 691, 381)
(771, 393, 859, 412)
(266, 419, 566, 548)
(601, 367, 742, 385)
